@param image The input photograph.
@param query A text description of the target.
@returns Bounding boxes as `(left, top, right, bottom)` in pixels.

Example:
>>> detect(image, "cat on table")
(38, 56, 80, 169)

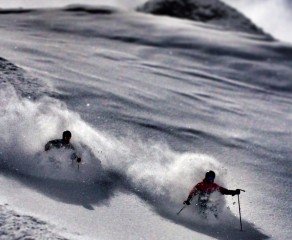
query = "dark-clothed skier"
(183, 171, 240, 217)
(45, 130, 81, 163)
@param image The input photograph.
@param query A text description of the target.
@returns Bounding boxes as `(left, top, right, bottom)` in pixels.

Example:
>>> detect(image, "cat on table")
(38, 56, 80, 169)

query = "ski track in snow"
(0, 5, 291, 240)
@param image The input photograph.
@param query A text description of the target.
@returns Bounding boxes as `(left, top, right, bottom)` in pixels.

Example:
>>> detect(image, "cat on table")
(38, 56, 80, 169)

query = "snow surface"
(1, 0, 292, 44)
(0, 204, 70, 240)
(222, 0, 292, 44)
(0, 4, 291, 240)
(137, 0, 266, 35)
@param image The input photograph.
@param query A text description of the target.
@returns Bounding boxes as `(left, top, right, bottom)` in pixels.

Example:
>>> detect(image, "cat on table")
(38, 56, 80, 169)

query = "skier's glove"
(232, 189, 241, 196)
(77, 157, 82, 163)
(183, 200, 191, 205)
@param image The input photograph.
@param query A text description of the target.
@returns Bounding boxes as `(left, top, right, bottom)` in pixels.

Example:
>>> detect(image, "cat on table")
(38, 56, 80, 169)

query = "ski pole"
(77, 157, 81, 171)
(237, 189, 245, 231)
(177, 197, 193, 215)
(177, 205, 187, 215)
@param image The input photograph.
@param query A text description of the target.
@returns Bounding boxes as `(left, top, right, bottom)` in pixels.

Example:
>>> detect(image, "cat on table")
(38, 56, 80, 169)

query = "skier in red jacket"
(183, 171, 240, 217)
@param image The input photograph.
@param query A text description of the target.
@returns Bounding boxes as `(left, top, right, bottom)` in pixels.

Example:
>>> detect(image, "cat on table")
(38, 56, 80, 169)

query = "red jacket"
(188, 179, 233, 200)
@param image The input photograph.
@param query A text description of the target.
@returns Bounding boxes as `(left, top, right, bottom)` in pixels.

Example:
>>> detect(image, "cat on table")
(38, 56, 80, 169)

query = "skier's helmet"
(205, 171, 216, 181)
(63, 130, 72, 140)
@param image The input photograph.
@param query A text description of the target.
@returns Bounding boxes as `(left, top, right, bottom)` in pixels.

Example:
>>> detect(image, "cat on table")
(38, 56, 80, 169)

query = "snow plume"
(100, 138, 226, 202)
(100, 138, 230, 223)
(222, 0, 292, 43)
(0, 83, 240, 227)
(0, 82, 226, 185)
(0, 83, 103, 182)
(0, 82, 231, 221)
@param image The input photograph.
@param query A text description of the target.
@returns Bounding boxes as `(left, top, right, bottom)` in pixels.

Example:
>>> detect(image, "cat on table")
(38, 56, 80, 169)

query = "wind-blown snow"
(0, 5, 291, 240)
(0, 85, 103, 182)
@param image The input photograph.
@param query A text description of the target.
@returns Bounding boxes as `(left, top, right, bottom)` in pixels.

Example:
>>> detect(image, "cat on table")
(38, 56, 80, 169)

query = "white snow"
(0, 204, 71, 240)
(0, 4, 291, 240)
(222, 0, 292, 44)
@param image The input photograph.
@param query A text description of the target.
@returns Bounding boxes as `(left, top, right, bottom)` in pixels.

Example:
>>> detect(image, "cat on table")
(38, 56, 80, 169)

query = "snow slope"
(0, 204, 70, 240)
(0, 4, 291, 240)
(137, 0, 266, 35)
(222, 0, 292, 44)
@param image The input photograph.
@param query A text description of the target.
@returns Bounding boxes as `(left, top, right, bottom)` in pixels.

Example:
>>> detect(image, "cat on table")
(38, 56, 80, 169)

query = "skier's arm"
(188, 185, 198, 200)
(184, 184, 199, 205)
(69, 144, 81, 163)
(219, 187, 240, 196)
(45, 141, 52, 151)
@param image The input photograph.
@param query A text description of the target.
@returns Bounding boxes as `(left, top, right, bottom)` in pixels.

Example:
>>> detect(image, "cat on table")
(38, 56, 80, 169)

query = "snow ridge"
(138, 0, 268, 35)
(63, 4, 118, 14)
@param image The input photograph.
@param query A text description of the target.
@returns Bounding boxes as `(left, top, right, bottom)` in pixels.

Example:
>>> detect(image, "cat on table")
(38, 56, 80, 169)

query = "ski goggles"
(207, 176, 215, 181)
